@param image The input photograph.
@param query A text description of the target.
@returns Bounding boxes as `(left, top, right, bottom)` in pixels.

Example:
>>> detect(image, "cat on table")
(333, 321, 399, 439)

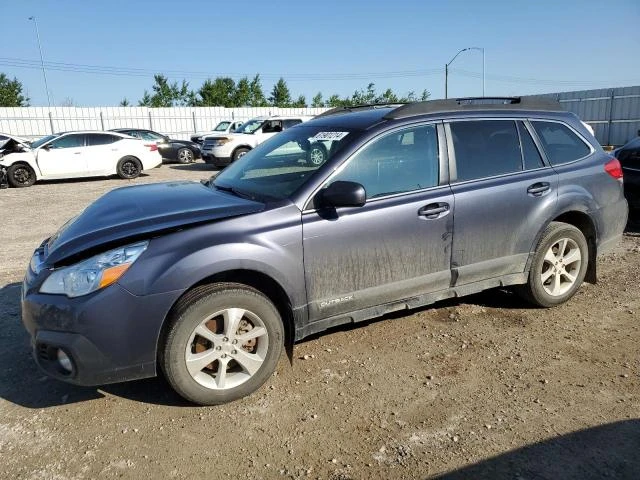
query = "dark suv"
(22, 98, 628, 405)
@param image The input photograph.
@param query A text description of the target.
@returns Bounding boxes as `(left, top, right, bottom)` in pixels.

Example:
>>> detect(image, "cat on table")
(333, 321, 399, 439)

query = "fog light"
(56, 349, 73, 373)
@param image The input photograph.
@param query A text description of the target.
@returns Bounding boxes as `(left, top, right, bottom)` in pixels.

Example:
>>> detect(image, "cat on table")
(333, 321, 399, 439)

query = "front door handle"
(418, 202, 450, 219)
(73, 152, 82, 155)
(527, 182, 551, 196)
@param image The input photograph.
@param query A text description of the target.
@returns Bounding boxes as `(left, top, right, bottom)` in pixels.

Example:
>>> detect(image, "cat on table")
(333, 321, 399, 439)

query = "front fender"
(0, 152, 41, 177)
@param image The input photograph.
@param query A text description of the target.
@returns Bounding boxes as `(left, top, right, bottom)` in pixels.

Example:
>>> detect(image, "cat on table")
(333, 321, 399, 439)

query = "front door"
(36, 133, 87, 178)
(302, 123, 453, 322)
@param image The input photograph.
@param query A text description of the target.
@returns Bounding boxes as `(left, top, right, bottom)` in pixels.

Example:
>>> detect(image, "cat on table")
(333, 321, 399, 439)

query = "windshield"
(31, 134, 59, 149)
(213, 126, 357, 201)
(236, 119, 264, 134)
(214, 121, 231, 132)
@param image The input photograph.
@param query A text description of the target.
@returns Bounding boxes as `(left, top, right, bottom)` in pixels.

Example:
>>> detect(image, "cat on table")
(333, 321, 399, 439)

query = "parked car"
(190, 120, 244, 146)
(612, 136, 640, 209)
(201, 115, 312, 167)
(21, 97, 627, 405)
(0, 131, 161, 187)
(111, 128, 201, 164)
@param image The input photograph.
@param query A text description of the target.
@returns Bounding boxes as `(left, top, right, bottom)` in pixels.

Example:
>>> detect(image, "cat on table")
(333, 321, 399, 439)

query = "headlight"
(213, 138, 230, 146)
(40, 241, 148, 298)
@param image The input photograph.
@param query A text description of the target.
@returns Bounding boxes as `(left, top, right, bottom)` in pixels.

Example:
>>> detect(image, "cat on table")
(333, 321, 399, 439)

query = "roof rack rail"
(315, 102, 405, 118)
(384, 96, 563, 120)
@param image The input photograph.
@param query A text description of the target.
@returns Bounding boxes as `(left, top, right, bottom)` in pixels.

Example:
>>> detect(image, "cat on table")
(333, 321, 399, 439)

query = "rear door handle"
(527, 182, 551, 196)
(418, 202, 450, 219)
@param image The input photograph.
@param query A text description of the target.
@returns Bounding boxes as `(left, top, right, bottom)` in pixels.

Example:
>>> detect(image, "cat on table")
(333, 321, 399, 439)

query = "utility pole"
(28, 16, 52, 108)
(445, 47, 485, 98)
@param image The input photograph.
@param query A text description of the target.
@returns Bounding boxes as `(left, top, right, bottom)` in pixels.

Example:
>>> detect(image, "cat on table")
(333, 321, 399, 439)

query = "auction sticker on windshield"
(311, 131, 349, 141)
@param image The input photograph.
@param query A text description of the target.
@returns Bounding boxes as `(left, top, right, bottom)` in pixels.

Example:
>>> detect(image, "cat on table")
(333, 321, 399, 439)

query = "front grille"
(37, 343, 51, 361)
(202, 140, 215, 149)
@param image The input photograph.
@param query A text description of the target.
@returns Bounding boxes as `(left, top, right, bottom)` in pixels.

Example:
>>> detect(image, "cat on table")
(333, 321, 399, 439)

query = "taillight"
(145, 143, 158, 152)
(604, 158, 623, 181)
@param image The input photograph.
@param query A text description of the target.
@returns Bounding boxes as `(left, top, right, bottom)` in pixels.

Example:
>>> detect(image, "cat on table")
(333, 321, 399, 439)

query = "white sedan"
(0, 131, 162, 188)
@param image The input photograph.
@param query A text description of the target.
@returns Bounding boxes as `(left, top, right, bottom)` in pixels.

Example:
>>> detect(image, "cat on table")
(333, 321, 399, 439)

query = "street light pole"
(28, 16, 51, 109)
(445, 47, 485, 99)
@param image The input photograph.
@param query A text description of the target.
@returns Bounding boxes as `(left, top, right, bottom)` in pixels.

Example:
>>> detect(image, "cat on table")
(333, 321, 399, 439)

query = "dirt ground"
(0, 163, 638, 480)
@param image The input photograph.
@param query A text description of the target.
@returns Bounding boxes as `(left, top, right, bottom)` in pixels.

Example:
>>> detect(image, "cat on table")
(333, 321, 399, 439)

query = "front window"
(214, 121, 231, 131)
(31, 134, 59, 149)
(49, 134, 84, 149)
(213, 126, 357, 200)
(236, 119, 265, 134)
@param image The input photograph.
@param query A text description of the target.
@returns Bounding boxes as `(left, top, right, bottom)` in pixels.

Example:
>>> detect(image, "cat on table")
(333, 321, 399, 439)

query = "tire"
(177, 148, 195, 164)
(233, 147, 250, 162)
(306, 143, 328, 166)
(116, 156, 142, 179)
(518, 222, 588, 307)
(161, 283, 284, 405)
(7, 163, 36, 188)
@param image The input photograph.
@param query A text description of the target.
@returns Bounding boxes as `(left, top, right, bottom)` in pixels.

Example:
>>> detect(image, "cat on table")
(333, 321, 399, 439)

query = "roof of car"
(55, 130, 130, 136)
(309, 97, 567, 129)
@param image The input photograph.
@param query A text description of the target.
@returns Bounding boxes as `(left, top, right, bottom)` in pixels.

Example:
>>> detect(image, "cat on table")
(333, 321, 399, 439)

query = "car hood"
(44, 180, 265, 265)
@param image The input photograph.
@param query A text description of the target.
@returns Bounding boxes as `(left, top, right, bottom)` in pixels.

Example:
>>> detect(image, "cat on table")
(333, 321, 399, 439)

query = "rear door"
(85, 133, 123, 174)
(302, 123, 453, 322)
(446, 119, 558, 285)
(36, 133, 87, 177)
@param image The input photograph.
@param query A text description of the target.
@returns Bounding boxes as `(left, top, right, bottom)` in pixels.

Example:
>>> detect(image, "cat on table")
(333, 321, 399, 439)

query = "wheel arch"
(8, 159, 42, 178)
(231, 145, 252, 158)
(528, 209, 598, 284)
(156, 269, 295, 367)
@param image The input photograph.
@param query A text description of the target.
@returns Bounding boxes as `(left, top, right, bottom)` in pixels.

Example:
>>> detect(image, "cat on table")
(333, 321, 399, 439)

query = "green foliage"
(131, 73, 430, 110)
(119, 98, 131, 106)
(0, 73, 29, 107)
(311, 92, 324, 107)
(269, 77, 292, 107)
(138, 74, 196, 107)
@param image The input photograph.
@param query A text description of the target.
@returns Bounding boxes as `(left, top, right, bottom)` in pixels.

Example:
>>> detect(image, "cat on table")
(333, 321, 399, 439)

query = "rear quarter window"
(531, 121, 591, 165)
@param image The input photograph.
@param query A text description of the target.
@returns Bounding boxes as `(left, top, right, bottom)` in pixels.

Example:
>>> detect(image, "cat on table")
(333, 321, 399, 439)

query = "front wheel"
(518, 222, 588, 307)
(116, 156, 142, 179)
(306, 143, 328, 166)
(7, 163, 36, 188)
(232, 147, 250, 162)
(161, 283, 284, 405)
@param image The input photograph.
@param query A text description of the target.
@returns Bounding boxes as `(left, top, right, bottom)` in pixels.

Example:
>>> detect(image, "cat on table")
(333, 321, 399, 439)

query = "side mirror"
(41, 144, 51, 150)
(319, 181, 366, 208)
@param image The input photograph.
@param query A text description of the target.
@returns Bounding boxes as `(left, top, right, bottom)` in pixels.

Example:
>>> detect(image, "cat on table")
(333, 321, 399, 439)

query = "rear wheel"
(518, 222, 588, 307)
(161, 283, 284, 405)
(7, 163, 36, 188)
(116, 156, 142, 179)
(177, 148, 194, 164)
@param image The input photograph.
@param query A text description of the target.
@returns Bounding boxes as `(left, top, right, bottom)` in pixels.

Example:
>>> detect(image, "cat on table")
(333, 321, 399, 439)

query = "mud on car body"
(22, 97, 628, 405)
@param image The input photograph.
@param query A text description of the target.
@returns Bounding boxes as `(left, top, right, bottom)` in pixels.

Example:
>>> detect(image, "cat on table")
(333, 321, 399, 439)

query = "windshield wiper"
(213, 183, 255, 200)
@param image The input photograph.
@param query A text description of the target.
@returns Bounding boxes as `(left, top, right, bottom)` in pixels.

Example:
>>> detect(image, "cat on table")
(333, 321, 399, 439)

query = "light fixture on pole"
(445, 47, 485, 99)
(28, 16, 52, 108)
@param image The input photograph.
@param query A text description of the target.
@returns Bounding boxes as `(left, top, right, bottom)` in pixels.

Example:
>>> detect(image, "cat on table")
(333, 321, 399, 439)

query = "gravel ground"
(0, 163, 639, 479)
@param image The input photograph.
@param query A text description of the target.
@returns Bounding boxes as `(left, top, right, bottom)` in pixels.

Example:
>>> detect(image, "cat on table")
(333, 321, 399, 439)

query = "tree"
(269, 77, 292, 107)
(60, 97, 76, 107)
(325, 94, 347, 108)
(233, 77, 251, 107)
(138, 74, 195, 107)
(196, 77, 236, 107)
(249, 74, 268, 107)
(119, 98, 131, 106)
(292, 95, 307, 108)
(0, 73, 29, 106)
(311, 92, 324, 107)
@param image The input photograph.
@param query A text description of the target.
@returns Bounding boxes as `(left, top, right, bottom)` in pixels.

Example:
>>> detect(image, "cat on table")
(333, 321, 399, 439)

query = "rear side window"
(517, 121, 545, 170)
(283, 119, 302, 129)
(86, 134, 119, 146)
(531, 121, 591, 165)
(450, 120, 522, 181)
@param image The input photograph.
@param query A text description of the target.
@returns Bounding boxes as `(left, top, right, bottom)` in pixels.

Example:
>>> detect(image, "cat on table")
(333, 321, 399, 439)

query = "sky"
(2, 0, 640, 107)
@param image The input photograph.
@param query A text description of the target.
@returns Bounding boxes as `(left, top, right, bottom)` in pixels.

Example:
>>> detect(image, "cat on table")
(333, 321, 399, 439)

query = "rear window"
(86, 134, 120, 146)
(531, 121, 591, 165)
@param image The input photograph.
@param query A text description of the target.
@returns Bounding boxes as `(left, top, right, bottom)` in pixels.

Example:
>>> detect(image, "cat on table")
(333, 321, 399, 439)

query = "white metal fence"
(0, 106, 328, 141)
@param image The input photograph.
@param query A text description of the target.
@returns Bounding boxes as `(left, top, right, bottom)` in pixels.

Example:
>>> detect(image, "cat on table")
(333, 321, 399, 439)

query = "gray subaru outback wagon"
(22, 98, 628, 405)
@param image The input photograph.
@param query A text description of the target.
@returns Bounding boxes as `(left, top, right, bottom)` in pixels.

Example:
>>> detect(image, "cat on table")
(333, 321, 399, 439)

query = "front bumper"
(22, 280, 184, 386)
